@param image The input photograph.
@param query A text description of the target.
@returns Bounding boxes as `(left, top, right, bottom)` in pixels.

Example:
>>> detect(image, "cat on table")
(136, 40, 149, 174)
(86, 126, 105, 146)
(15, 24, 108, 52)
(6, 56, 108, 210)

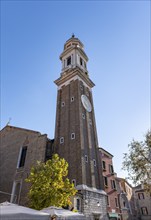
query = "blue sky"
(1, 1, 150, 181)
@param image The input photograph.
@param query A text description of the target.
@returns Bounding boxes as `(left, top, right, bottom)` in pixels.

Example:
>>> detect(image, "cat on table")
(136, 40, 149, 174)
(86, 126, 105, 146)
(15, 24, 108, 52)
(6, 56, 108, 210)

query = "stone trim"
(76, 184, 107, 195)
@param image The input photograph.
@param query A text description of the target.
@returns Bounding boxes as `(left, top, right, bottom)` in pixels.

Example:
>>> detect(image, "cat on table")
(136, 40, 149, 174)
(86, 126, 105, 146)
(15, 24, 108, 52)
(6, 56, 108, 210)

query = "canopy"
(0, 201, 50, 220)
(41, 206, 87, 220)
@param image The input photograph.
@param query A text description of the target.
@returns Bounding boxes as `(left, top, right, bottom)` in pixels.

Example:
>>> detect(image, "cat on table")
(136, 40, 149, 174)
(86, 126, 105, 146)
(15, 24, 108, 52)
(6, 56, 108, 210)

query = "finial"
(72, 33, 75, 38)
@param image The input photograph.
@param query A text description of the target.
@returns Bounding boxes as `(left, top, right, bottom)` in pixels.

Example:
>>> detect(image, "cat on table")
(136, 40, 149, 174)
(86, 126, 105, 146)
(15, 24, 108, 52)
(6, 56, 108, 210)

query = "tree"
(26, 154, 77, 210)
(123, 131, 151, 192)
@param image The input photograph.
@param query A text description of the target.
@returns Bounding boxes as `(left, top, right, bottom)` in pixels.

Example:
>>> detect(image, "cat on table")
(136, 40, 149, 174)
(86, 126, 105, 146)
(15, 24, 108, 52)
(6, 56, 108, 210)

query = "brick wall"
(0, 125, 48, 206)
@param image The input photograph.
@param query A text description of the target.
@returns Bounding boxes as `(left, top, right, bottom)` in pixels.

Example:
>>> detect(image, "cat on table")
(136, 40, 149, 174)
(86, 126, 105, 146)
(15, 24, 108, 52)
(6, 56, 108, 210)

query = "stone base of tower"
(74, 185, 109, 220)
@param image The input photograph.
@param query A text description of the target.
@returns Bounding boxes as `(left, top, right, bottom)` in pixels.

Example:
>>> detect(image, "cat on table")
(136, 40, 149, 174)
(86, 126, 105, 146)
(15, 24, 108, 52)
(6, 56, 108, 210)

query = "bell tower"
(54, 35, 108, 219)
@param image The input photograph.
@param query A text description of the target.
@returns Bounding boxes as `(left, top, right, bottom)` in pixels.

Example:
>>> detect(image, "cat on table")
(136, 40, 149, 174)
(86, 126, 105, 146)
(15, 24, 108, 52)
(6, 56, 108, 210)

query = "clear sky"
(1, 0, 150, 181)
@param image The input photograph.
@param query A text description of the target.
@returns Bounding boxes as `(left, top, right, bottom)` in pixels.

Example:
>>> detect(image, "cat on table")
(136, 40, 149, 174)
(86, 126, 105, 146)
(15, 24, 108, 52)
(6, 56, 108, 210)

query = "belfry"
(54, 35, 108, 219)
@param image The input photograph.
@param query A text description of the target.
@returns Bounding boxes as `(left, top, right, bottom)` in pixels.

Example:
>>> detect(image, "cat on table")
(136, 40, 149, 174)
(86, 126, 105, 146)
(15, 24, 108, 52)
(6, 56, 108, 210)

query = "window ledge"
(16, 167, 24, 172)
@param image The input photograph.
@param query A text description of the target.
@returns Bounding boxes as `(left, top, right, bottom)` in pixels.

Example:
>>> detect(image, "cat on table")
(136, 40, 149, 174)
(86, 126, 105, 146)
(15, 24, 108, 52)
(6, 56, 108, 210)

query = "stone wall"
(76, 185, 109, 220)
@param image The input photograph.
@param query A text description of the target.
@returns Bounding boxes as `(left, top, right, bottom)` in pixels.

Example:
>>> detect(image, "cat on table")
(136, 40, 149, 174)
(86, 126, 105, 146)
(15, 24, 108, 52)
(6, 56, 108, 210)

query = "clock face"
(81, 95, 92, 112)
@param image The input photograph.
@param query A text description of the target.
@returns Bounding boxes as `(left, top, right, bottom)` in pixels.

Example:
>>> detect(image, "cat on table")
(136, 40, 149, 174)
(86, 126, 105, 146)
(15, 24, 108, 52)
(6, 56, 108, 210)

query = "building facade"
(115, 177, 137, 220)
(99, 148, 120, 219)
(0, 125, 53, 205)
(53, 35, 108, 219)
(133, 184, 151, 220)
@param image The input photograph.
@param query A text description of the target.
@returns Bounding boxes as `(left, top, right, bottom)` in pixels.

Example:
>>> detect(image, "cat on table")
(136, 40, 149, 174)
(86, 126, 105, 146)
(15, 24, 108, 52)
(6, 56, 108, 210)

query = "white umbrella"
(0, 201, 50, 220)
(41, 206, 87, 220)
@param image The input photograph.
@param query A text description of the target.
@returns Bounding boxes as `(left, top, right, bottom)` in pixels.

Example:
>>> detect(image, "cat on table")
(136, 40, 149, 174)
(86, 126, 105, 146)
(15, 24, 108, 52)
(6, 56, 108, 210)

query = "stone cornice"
(54, 67, 95, 88)
(76, 184, 107, 195)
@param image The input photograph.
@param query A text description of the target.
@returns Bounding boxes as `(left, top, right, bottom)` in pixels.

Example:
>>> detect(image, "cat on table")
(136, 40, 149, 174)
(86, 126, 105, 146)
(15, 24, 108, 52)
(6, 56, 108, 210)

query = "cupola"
(60, 35, 88, 75)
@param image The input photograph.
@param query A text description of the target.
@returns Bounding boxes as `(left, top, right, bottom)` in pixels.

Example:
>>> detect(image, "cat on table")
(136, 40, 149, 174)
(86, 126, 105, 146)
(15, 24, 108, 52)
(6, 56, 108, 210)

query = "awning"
(0, 201, 50, 220)
(41, 206, 88, 220)
(108, 212, 119, 218)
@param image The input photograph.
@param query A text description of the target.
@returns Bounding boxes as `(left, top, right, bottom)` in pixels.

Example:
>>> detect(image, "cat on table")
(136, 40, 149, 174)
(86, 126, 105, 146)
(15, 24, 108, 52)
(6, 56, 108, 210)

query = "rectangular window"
(60, 137, 64, 144)
(18, 146, 27, 168)
(104, 176, 108, 187)
(72, 179, 76, 187)
(80, 57, 83, 66)
(71, 133, 75, 140)
(71, 97, 74, 102)
(115, 198, 118, 207)
(93, 159, 96, 166)
(138, 193, 144, 200)
(85, 155, 88, 163)
(111, 180, 116, 189)
(67, 56, 71, 66)
(82, 113, 85, 119)
(77, 198, 81, 211)
(61, 102, 65, 107)
(141, 207, 148, 215)
(109, 164, 114, 174)
(102, 161, 106, 170)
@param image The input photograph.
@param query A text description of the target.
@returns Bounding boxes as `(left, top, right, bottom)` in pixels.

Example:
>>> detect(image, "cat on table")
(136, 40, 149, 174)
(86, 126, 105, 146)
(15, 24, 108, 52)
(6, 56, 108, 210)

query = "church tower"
(54, 35, 108, 219)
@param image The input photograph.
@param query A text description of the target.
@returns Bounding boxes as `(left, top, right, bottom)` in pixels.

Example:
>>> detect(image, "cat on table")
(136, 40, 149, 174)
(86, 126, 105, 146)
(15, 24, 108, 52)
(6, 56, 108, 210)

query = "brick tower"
(54, 35, 108, 219)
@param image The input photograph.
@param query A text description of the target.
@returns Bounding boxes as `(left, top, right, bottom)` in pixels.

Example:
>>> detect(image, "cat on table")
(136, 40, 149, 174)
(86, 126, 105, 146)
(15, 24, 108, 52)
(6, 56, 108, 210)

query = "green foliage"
(26, 154, 77, 210)
(123, 131, 151, 192)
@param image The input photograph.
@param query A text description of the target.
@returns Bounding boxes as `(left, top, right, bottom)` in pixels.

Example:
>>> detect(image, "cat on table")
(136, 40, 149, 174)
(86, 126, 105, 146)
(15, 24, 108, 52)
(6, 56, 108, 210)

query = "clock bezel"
(81, 94, 92, 112)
